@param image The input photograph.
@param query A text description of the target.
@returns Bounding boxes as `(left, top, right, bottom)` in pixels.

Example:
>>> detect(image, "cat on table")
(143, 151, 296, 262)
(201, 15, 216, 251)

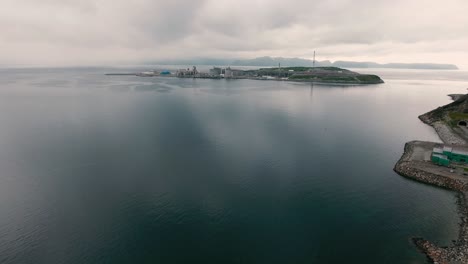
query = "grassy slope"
(420, 94, 468, 125)
(253, 67, 383, 84)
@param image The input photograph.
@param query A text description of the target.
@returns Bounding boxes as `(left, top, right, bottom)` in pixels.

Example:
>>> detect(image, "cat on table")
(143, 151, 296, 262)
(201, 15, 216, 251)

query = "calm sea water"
(0, 67, 467, 263)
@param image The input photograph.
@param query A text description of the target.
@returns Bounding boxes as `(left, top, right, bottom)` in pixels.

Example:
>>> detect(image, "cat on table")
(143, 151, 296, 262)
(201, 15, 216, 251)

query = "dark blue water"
(0, 67, 467, 263)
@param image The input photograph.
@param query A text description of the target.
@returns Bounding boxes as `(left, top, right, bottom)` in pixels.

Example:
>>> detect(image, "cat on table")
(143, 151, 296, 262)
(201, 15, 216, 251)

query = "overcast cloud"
(1, 0, 468, 68)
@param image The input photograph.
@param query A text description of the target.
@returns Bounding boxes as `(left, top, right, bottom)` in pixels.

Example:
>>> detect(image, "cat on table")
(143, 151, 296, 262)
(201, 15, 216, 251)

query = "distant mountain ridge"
(229, 57, 459, 70)
(231, 57, 331, 67)
(331, 60, 459, 70)
(154, 56, 458, 70)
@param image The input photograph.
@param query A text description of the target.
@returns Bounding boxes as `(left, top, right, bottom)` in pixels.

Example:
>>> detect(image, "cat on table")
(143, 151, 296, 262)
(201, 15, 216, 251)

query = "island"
(106, 66, 384, 85)
(394, 93, 468, 263)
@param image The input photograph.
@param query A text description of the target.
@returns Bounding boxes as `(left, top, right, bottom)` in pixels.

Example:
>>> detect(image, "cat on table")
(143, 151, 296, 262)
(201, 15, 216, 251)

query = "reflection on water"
(0, 67, 467, 264)
(134, 84, 172, 93)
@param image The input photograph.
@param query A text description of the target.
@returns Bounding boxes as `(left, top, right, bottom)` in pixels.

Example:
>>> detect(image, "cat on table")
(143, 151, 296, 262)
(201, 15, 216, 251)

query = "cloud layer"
(1, 0, 468, 68)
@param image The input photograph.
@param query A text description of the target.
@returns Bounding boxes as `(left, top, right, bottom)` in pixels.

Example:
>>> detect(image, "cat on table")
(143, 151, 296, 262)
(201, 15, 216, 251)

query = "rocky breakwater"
(394, 141, 468, 192)
(412, 193, 468, 264)
(395, 142, 468, 262)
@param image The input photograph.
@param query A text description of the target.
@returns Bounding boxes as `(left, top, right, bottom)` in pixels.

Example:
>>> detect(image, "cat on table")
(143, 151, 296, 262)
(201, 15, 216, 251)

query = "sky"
(1, 0, 468, 68)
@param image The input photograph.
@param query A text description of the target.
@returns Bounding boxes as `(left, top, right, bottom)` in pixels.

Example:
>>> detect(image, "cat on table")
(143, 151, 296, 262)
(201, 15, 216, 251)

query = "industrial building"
(209, 67, 246, 78)
(432, 146, 468, 167)
(176, 66, 198, 77)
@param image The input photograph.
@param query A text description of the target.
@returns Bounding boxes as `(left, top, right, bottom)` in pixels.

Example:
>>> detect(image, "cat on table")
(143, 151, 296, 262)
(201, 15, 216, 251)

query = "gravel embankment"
(432, 121, 468, 145)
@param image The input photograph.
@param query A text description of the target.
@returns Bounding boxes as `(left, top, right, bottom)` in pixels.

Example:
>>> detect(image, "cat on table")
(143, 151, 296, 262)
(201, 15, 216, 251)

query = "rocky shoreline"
(394, 94, 468, 263)
(448, 94, 465, 101)
(411, 191, 468, 264)
(394, 142, 468, 263)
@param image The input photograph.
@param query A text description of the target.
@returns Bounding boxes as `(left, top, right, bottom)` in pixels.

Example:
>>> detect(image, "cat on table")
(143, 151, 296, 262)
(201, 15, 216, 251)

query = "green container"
(432, 154, 450, 167)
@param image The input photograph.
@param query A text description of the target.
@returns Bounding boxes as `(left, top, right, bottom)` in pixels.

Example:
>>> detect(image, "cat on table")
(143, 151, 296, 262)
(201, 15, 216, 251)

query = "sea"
(0, 66, 467, 263)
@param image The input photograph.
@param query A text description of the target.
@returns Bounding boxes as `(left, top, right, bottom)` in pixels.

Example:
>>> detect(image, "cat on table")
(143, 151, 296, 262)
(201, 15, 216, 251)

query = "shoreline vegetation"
(106, 66, 384, 85)
(394, 93, 468, 263)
